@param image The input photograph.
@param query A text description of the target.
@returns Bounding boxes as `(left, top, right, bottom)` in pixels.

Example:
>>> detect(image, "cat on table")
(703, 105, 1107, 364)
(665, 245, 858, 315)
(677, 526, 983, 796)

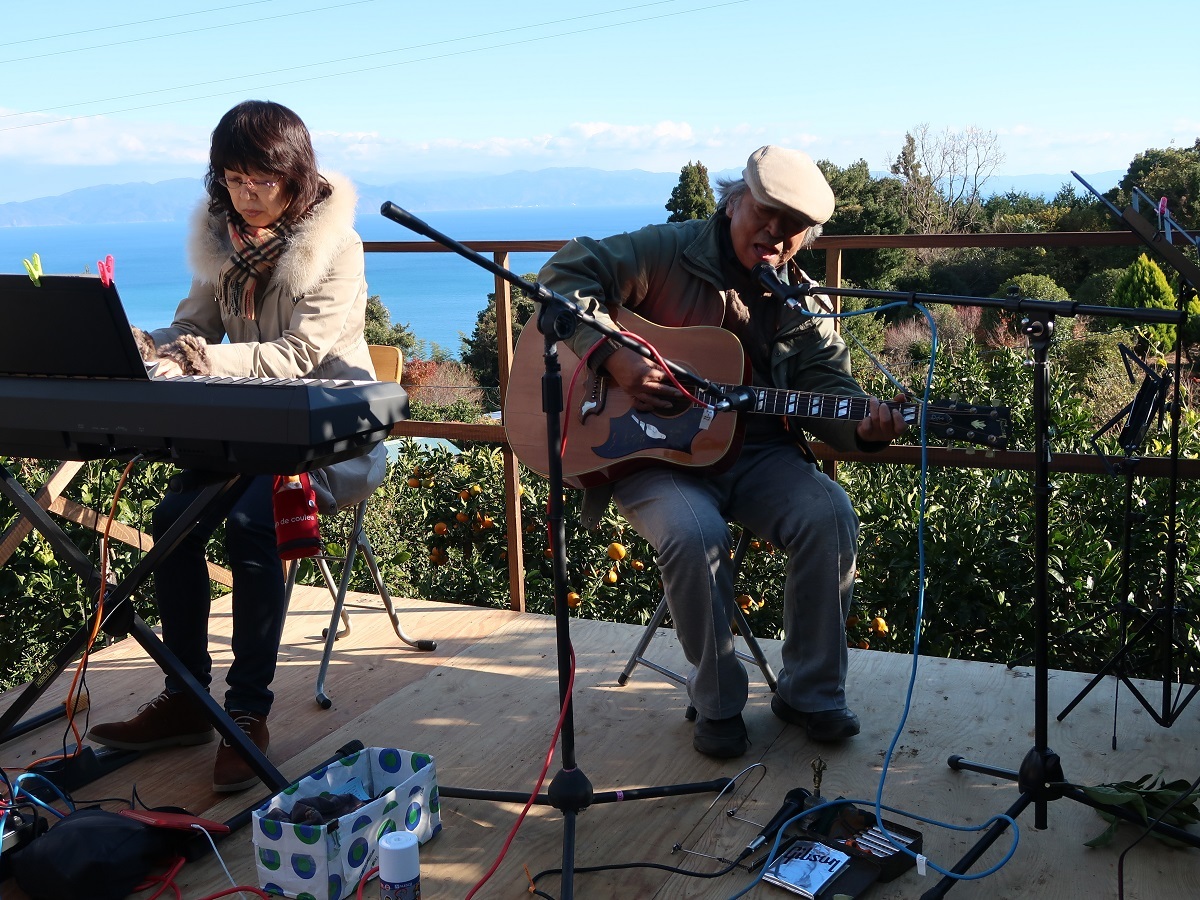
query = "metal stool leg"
(616, 529, 777, 697)
(617, 596, 686, 688)
(359, 530, 437, 652)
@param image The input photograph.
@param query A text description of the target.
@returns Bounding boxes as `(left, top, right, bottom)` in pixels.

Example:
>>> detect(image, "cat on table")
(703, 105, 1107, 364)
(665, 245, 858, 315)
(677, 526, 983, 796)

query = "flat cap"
(742, 145, 835, 225)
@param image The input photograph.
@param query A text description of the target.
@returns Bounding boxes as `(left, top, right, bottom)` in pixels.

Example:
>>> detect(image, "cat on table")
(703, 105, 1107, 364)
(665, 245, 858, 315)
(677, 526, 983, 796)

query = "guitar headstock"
(923, 400, 1009, 450)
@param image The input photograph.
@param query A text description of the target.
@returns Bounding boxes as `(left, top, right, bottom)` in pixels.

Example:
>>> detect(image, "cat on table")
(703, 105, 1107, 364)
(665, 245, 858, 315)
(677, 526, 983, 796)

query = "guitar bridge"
(579, 372, 608, 424)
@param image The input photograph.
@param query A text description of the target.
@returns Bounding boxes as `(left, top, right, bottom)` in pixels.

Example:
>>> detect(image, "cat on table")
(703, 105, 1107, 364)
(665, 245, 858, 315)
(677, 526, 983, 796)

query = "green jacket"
(538, 211, 872, 453)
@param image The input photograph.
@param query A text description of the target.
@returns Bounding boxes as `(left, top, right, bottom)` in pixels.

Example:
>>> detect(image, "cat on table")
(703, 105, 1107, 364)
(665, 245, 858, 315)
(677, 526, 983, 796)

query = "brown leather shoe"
(212, 711, 270, 793)
(88, 690, 214, 751)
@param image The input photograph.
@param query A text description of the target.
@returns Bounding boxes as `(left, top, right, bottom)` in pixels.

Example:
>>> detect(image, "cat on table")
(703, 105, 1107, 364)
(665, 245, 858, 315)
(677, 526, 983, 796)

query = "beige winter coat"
(148, 172, 386, 512)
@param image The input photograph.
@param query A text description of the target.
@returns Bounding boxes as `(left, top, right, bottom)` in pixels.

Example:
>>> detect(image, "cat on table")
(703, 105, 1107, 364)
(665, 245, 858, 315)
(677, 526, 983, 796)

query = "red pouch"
(272, 473, 321, 560)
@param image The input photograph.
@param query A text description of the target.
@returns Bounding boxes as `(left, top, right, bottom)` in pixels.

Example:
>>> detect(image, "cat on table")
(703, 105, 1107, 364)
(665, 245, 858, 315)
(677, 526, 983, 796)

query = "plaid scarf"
(216, 214, 293, 320)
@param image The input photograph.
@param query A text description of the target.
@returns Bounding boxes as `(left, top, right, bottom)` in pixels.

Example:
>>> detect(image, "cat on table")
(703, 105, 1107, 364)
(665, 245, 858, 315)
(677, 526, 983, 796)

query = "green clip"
(22, 252, 43, 287)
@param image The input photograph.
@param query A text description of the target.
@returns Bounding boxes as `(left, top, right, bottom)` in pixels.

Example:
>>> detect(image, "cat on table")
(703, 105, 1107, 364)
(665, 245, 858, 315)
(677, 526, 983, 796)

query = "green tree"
(364, 294, 418, 356)
(1112, 254, 1187, 352)
(1115, 139, 1200, 229)
(460, 275, 538, 390)
(818, 159, 913, 288)
(665, 160, 716, 222)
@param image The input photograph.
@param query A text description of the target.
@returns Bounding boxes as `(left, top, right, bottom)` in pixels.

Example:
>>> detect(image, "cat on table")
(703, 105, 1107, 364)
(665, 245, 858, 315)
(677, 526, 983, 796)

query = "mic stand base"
(926, 313, 1200, 899)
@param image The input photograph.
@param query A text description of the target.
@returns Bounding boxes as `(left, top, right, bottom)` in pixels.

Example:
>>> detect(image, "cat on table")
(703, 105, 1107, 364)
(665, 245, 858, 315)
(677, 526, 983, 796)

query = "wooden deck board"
(2, 590, 1198, 899)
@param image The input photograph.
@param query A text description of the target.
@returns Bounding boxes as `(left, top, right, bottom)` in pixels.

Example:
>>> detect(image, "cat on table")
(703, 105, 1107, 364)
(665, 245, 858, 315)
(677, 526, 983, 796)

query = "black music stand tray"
(0, 465, 289, 795)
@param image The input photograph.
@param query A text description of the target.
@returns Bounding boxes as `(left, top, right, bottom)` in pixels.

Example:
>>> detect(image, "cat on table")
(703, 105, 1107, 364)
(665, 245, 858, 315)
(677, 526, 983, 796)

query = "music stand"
(379, 202, 735, 899)
(916, 186, 1200, 894)
(1052, 346, 1199, 729)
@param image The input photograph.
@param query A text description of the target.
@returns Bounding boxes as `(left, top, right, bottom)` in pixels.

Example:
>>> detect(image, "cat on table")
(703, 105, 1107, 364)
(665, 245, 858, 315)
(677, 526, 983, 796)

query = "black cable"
(529, 853, 748, 899)
(1115, 771, 1200, 900)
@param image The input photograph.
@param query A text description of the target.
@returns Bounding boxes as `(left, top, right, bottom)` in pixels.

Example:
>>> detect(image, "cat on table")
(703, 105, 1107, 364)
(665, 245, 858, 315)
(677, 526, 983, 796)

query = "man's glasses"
(218, 176, 279, 192)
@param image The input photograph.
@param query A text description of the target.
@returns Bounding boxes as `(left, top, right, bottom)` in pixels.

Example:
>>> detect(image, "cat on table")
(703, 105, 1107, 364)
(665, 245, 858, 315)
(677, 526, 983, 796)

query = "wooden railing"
(4, 231, 1193, 613)
(365, 229, 1200, 613)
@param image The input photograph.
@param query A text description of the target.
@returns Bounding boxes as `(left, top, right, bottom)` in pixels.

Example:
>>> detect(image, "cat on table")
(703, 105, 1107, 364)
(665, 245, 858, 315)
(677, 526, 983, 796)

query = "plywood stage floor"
(1, 585, 1198, 899)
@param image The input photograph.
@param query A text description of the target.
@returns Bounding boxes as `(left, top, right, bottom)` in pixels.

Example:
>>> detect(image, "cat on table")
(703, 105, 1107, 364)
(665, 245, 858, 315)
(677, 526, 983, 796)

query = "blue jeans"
(153, 474, 287, 716)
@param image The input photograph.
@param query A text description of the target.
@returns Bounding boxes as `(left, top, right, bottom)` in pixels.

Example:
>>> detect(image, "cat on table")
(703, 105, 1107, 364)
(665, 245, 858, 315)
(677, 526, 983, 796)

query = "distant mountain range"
(0, 167, 1123, 228)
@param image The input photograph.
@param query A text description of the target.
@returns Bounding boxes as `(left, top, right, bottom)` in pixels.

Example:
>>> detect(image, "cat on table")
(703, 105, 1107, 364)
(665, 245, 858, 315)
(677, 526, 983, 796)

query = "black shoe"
(693, 713, 749, 758)
(771, 696, 860, 742)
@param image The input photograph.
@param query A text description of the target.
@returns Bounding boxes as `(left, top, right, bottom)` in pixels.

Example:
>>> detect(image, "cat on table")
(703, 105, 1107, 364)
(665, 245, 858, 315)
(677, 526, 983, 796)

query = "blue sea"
(0, 206, 664, 357)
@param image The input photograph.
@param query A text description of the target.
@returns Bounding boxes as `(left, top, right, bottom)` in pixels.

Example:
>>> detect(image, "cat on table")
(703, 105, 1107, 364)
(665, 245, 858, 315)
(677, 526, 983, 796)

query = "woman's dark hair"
(205, 100, 331, 221)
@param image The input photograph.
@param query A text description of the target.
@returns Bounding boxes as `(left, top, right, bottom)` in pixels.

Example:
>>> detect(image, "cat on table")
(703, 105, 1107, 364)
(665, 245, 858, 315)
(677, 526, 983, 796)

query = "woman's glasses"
(217, 176, 279, 193)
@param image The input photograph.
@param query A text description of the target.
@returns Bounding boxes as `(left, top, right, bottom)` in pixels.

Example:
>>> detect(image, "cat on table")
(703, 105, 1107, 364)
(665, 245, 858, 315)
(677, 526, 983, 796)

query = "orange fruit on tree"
(456, 511, 470, 523)
(630, 559, 645, 572)
(406, 477, 420, 488)
(433, 522, 449, 535)
(736, 594, 755, 612)
(607, 542, 627, 561)
(870, 616, 889, 635)
(604, 567, 619, 584)
(459, 489, 471, 501)
(567, 591, 581, 608)
(846, 614, 860, 628)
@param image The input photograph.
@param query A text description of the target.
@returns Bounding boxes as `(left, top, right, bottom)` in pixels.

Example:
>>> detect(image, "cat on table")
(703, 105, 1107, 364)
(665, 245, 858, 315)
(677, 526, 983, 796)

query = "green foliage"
(1112, 254, 1180, 352)
(364, 294, 420, 357)
(0, 458, 184, 690)
(460, 275, 538, 389)
(819, 159, 915, 288)
(995, 273, 1071, 302)
(665, 160, 716, 223)
(1116, 138, 1200, 230)
(1081, 773, 1200, 848)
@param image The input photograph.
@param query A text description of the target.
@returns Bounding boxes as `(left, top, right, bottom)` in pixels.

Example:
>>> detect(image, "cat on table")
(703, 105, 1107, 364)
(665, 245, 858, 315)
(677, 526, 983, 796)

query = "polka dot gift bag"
(252, 747, 440, 900)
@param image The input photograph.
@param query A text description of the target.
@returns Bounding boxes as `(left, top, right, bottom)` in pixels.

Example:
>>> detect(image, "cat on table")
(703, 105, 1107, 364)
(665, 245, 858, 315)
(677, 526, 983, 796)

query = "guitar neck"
(702, 384, 909, 423)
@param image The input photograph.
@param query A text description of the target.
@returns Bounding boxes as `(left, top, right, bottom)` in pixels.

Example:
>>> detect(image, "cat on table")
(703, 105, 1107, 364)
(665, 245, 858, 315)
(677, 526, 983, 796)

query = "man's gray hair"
(715, 176, 823, 248)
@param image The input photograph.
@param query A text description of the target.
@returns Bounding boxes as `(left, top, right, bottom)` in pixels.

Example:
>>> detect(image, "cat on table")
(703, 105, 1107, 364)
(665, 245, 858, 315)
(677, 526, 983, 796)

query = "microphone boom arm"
(379, 202, 749, 411)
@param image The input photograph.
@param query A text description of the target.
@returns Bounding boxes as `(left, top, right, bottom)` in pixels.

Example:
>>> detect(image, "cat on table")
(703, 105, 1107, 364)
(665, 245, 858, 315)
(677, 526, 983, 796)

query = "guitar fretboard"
(698, 384, 917, 424)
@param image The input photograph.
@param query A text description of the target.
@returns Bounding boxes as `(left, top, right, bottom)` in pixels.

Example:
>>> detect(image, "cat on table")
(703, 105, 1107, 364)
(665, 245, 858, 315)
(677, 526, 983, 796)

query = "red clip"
(97, 254, 114, 286)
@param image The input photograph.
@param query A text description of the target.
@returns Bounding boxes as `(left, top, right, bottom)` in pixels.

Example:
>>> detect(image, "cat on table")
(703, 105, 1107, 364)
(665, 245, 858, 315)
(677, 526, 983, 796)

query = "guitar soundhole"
(660, 394, 693, 418)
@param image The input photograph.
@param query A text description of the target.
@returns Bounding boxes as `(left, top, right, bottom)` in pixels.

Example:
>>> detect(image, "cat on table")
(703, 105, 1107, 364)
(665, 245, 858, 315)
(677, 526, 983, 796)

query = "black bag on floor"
(11, 807, 182, 900)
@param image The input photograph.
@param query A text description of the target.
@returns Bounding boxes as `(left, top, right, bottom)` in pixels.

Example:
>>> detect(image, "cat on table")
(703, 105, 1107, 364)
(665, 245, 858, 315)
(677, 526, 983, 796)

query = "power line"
(1, 0, 750, 133)
(0, 0, 282, 48)
(0, 0, 688, 120)
(0, 0, 381, 65)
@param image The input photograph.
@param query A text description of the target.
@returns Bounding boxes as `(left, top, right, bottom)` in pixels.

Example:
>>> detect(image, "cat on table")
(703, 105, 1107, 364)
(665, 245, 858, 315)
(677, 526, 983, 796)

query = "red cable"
(463, 644, 577, 900)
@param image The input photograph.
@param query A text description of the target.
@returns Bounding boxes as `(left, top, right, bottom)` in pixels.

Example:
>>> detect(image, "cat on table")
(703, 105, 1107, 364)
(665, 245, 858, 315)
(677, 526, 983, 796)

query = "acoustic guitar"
(503, 308, 1008, 487)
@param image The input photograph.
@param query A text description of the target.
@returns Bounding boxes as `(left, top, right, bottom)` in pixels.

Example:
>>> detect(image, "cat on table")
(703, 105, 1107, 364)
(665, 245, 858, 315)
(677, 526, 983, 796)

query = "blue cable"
(11, 773, 72, 819)
(721, 300, 1019, 898)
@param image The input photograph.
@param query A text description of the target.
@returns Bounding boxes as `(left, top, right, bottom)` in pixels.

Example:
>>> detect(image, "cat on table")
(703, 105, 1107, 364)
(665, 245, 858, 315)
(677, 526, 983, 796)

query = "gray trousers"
(613, 441, 857, 720)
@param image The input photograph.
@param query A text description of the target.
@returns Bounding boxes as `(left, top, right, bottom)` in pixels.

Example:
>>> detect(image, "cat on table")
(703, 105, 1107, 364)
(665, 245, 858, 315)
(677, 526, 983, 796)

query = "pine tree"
(1112, 254, 1184, 352)
(665, 161, 716, 222)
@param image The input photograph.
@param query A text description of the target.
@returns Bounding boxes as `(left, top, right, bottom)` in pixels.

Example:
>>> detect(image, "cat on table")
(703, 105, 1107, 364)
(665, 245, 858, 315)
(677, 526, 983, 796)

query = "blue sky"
(0, 0, 1196, 202)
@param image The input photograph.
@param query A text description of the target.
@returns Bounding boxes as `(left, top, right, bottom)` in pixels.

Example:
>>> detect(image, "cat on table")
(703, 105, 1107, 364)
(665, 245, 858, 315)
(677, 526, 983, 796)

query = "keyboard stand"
(0, 463, 289, 794)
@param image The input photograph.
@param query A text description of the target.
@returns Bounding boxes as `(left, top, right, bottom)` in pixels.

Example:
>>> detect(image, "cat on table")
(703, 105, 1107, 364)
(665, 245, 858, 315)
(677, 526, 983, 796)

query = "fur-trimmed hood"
(186, 171, 359, 297)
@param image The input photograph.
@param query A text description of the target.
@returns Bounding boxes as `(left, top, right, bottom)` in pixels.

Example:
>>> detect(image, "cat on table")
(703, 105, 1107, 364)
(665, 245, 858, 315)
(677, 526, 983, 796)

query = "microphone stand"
(379, 202, 733, 898)
(751, 270, 1200, 897)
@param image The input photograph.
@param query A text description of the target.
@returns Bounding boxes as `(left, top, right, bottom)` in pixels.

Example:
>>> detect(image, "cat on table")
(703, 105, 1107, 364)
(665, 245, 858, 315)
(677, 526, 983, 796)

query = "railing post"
(494, 252, 526, 612)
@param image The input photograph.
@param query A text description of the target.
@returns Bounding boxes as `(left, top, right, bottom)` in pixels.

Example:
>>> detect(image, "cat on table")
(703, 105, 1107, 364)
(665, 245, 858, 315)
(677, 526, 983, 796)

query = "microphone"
(751, 262, 807, 307)
(744, 787, 811, 855)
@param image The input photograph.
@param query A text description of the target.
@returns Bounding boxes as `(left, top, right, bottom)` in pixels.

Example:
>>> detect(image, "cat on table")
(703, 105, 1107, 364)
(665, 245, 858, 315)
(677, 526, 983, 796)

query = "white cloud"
(0, 108, 207, 168)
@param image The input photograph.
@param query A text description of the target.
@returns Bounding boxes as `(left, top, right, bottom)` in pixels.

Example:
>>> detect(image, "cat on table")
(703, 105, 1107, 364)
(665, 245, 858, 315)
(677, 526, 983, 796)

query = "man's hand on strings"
(604, 347, 683, 411)
(857, 394, 909, 443)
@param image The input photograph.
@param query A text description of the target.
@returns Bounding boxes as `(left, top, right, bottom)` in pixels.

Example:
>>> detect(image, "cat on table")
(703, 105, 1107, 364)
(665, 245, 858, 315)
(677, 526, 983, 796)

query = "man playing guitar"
(537, 146, 908, 758)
